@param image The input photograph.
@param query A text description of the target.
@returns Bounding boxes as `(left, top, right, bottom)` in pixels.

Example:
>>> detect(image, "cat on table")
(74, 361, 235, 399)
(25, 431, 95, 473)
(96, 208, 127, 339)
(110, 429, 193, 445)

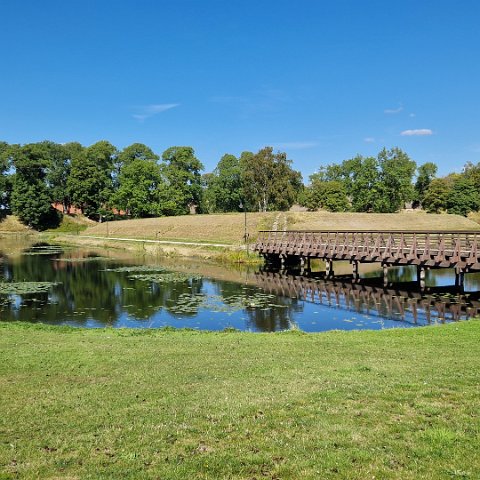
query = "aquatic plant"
(0, 282, 59, 295)
(129, 272, 203, 283)
(168, 292, 284, 315)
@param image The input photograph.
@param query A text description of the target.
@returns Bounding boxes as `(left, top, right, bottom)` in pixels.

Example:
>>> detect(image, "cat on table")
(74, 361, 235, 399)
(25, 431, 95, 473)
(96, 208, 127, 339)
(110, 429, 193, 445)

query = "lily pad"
(104, 265, 168, 273)
(129, 272, 203, 283)
(0, 282, 59, 295)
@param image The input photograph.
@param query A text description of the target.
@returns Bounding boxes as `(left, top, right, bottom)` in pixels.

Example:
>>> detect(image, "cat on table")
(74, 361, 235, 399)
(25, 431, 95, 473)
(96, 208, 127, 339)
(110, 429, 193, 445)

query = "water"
(1, 242, 480, 332)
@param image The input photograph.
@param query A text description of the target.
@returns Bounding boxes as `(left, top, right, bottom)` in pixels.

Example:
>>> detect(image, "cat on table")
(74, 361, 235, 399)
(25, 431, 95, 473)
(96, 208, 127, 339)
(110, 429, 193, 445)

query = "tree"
(203, 154, 243, 213)
(319, 148, 416, 213)
(9, 143, 60, 229)
(415, 162, 437, 205)
(114, 143, 159, 189)
(301, 174, 349, 212)
(446, 177, 480, 216)
(422, 176, 456, 213)
(161, 146, 204, 215)
(111, 157, 164, 218)
(67, 141, 117, 219)
(44, 141, 76, 213)
(376, 147, 416, 212)
(0, 142, 11, 216)
(240, 147, 302, 211)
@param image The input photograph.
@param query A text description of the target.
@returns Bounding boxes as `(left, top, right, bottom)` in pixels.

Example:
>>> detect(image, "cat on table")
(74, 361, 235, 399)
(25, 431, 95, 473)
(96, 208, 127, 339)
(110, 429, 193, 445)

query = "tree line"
(0, 140, 478, 230)
(299, 148, 480, 216)
(0, 141, 302, 229)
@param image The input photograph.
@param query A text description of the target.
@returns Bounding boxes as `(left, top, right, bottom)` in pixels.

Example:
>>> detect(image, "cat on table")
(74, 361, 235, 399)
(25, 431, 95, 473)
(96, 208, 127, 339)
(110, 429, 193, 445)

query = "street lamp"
(239, 201, 248, 255)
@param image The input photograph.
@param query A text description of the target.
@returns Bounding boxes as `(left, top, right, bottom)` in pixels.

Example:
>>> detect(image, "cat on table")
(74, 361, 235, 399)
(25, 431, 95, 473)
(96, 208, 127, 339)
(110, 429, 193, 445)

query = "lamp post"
(239, 201, 248, 255)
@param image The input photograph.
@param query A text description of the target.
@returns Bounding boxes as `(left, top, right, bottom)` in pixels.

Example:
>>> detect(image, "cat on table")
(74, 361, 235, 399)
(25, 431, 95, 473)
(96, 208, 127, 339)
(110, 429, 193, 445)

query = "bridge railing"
(254, 230, 480, 269)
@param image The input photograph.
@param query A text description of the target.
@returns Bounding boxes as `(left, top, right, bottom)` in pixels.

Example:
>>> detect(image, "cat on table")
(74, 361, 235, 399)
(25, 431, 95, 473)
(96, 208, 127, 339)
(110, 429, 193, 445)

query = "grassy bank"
(1, 321, 479, 479)
(78, 211, 480, 245)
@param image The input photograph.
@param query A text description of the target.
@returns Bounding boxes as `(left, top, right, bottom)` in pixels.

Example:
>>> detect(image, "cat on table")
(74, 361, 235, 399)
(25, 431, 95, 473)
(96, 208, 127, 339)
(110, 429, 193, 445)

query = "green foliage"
(67, 141, 117, 219)
(376, 147, 417, 212)
(301, 175, 349, 211)
(240, 147, 302, 212)
(415, 162, 438, 204)
(9, 143, 61, 230)
(203, 154, 243, 213)
(111, 157, 165, 218)
(162, 146, 204, 215)
(43, 141, 74, 213)
(0, 141, 11, 216)
(446, 177, 480, 216)
(320, 148, 416, 213)
(422, 177, 453, 213)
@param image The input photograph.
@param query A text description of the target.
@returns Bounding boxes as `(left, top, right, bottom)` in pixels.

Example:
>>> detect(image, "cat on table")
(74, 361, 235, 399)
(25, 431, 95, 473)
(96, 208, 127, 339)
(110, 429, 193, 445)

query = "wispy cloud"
(364, 137, 375, 143)
(401, 129, 433, 136)
(409, 113, 416, 118)
(270, 141, 318, 150)
(132, 103, 179, 121)
(384, 105, 404, 114)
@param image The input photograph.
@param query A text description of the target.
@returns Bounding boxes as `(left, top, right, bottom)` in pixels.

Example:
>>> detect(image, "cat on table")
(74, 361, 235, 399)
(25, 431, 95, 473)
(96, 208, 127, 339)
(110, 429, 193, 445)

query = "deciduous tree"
(161, 146, 204, 215)
(240, 147, 302, 211)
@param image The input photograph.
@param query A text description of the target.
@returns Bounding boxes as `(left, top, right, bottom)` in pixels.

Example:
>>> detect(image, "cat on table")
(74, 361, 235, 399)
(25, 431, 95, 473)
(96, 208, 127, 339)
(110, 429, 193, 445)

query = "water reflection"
(254, 269, 480, 329)
(0, 244, 480, 332)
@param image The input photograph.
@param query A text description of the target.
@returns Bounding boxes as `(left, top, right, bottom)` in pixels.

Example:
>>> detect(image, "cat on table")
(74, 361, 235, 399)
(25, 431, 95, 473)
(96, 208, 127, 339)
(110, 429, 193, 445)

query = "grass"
(80, 213, 276, 245)
(46, 214, 93, 233)
(1, 321, 479, 479)
(78, 211, 480, 247)
(285, 211, 480, 231)
(0, 216, 34, 234)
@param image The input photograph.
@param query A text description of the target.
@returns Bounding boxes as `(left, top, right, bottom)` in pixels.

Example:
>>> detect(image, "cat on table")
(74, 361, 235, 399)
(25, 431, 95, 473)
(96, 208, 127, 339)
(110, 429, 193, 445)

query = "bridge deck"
(254, 230, 480, 271)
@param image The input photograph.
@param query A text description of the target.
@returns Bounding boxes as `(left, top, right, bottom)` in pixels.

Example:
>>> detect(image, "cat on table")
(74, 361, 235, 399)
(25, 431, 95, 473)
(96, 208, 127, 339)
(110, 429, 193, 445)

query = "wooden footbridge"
(253, 230, 480, 288)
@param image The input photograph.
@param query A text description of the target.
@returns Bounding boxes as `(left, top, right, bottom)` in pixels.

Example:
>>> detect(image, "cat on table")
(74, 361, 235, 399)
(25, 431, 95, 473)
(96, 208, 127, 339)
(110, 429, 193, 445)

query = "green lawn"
(1, 322, 479, 479)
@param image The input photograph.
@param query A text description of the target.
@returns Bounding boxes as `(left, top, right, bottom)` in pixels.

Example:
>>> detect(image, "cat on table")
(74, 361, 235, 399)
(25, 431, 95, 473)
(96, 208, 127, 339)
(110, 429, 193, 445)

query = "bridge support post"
(455, 269, 465, 288)
(352, 261, 360, 283)
(383, 264, 389, 287)
(417, 266, 426, 290)
(325, 259, 334, 278)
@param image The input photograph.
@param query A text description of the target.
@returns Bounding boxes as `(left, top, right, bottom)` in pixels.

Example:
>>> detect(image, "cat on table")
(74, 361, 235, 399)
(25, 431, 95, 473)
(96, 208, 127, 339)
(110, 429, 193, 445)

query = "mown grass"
(79, 211, 480, 246)
(286, 211, 480, 231)
(1, 321, 479, 479)
(81, 213, 276, 245)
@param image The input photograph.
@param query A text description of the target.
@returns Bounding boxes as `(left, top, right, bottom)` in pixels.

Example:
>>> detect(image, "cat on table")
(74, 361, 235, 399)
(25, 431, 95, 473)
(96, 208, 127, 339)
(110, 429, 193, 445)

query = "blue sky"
(1, 0, 479, 180)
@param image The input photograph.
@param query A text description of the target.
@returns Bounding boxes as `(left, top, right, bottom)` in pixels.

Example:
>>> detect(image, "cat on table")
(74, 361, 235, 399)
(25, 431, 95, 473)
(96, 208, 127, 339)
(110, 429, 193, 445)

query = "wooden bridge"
(253, 230, 480, 288)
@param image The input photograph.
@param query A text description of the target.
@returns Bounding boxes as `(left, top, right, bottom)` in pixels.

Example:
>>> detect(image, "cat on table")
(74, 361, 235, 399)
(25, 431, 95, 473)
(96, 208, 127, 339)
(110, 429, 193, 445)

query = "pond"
(1, 241, 480, 332)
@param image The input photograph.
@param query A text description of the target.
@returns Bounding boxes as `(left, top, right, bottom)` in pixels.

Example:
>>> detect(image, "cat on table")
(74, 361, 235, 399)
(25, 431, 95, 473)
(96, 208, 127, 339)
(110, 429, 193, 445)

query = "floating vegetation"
(168, 292, 284, 315)
(52, 257, 112, 263)
(23, 249, 65, 256)
(104, 265, 168, 273)
(0, 281, 59, 295)
(130, 272, 203, 283)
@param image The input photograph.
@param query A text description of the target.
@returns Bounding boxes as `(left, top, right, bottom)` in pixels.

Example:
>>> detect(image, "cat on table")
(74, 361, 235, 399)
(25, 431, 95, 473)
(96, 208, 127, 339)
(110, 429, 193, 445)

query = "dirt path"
(71, 235, 237, 249)
(271, 212, 288, 232)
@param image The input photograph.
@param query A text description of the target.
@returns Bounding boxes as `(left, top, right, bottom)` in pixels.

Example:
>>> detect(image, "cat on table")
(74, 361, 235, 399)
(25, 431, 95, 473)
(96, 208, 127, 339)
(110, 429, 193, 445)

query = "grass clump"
(0, 321, 479, 479)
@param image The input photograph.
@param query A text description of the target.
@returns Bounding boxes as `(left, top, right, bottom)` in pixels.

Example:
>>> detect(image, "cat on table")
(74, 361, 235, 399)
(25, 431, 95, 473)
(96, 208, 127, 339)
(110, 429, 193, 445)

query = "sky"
(1, 0, 479, 180)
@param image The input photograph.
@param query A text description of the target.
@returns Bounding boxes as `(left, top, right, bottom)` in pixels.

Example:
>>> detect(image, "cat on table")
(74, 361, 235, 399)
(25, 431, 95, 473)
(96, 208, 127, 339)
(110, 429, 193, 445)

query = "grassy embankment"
(0, 321, 479, 479)
(46, 211, 480, 261)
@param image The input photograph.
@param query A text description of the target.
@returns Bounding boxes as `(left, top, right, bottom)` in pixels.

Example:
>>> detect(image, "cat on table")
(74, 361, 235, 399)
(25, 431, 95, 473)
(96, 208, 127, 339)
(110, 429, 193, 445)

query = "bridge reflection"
(251, 269, 480, 327)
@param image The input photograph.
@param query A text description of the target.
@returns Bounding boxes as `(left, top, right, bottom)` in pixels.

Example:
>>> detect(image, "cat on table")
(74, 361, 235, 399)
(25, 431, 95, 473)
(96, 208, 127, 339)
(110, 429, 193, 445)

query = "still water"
(1, 242, 480, 332)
